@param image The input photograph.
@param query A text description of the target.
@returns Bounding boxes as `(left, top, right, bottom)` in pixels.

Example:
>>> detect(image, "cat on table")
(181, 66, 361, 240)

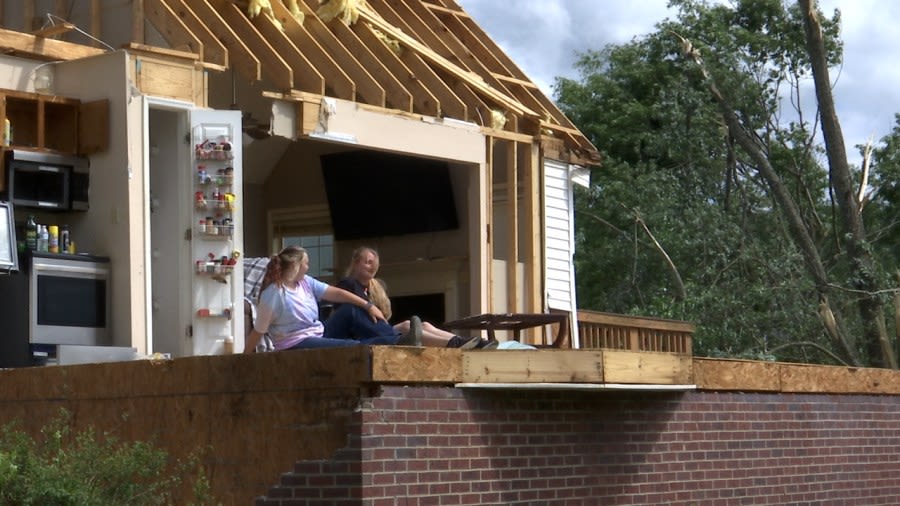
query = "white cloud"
(457, 0, 900, 163)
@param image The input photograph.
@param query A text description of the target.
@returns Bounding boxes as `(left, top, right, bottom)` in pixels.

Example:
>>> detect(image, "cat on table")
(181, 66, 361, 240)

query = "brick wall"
(257, 387, 900, 505)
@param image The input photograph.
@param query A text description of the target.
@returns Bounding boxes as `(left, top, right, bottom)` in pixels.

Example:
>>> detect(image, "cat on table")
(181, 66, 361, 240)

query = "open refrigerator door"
(189, 110, 243, 355)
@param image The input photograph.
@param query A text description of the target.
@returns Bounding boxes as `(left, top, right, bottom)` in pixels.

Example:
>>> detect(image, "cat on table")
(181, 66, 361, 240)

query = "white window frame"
(267, 205, 336, 280)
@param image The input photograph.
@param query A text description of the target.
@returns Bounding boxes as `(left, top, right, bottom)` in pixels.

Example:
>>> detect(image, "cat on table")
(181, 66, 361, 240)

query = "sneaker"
(446, 335, 479, 349)
(479, 339, 499, 350)
(398, 315, 423, 346)
(459, 336, 481, 350)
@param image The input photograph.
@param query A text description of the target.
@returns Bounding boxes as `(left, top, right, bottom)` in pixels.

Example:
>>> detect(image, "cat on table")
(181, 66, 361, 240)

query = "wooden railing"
(576, 310, 694, 354)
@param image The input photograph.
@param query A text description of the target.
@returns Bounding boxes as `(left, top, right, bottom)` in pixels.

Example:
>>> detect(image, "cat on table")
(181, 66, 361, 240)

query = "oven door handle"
(34, 263, 107, 276)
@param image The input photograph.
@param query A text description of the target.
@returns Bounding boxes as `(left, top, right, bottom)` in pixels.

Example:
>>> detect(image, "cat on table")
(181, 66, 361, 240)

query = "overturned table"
(443, 312, 570, 348)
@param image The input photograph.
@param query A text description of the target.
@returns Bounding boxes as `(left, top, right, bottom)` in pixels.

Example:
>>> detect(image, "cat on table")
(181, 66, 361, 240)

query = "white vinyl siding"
(543, 159, 576, 313)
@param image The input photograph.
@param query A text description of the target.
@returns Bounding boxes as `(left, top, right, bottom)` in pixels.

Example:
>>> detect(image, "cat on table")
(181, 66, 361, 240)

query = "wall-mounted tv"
(320, 150, 459, 241)
(0, 201, 19, 272)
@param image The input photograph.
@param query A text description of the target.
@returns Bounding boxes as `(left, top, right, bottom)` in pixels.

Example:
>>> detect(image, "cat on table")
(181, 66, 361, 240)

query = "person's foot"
(459, 336, 481, 350)
(478, 339, 499, 350)
(398, 315, 423, 346)
(446, 335, 479, 349)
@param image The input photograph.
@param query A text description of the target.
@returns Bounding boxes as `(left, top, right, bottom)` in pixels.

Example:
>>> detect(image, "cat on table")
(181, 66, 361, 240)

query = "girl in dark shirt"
(337, 247, 495, 349)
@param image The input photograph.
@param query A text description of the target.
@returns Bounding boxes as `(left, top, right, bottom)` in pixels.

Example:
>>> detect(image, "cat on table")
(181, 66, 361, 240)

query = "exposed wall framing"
(0, 0, 600, 166)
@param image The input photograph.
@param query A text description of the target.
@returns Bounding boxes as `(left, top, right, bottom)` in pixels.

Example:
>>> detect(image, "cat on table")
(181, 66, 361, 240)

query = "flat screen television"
(320, 150, 459, 240)
(0, 201, 18, 272)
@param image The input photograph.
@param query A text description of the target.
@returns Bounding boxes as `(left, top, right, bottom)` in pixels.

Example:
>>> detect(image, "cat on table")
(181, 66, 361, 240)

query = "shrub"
(0, 410, 217, 505)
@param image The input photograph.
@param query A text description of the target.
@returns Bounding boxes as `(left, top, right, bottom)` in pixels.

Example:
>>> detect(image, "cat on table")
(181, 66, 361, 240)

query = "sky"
(456, 0, 900, 164)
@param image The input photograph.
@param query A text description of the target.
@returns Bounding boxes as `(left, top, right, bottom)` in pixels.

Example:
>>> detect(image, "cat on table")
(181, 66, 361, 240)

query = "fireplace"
(377, 256, 468, 324)
(389, 293, 445, 327)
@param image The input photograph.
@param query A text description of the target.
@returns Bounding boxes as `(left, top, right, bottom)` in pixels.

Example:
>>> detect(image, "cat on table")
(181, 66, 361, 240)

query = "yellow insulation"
(491, 110, 507, 130)
(246, 0, 305, 28)
(372, 27, 402, 56)
(317, 0, 365, 25)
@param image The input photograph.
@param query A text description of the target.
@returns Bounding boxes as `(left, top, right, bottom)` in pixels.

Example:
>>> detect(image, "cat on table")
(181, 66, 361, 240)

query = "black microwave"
(3, 150, 89, 211)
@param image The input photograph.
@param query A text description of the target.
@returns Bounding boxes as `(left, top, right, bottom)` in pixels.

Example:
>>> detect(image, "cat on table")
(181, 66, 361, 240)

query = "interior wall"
(1, 59, 82, 248)
(242, 182, 267, 257)
(0, 55, 48, 92)
(148, 108, 189, 356)
(53, 50, 140, 349)
(259, 139, 472, 265)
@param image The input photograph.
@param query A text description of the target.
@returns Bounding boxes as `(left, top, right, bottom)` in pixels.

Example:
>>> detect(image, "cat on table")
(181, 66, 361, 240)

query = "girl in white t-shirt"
(244, 246, 418, 352)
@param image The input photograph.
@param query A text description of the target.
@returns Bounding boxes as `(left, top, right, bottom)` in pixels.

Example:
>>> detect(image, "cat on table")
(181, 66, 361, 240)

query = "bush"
(0, 410, 217, 505)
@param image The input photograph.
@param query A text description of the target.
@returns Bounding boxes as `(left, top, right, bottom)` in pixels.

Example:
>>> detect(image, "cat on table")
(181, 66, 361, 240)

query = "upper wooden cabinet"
(0, 89, 108, 156)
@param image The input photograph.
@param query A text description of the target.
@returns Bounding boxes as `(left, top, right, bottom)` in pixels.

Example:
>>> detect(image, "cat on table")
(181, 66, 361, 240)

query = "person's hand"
(366, 303, 386, 323)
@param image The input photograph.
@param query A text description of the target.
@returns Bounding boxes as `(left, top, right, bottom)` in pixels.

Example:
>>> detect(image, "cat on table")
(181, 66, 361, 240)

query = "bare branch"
(767, 340, 851, 366)
(633, 211, 687, 302)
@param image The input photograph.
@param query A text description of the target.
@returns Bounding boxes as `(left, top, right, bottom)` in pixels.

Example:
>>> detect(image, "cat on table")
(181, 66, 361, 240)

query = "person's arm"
(322, 285, 385, 322)
(244, 286, 276, 353)
(244, 328, 264, 353)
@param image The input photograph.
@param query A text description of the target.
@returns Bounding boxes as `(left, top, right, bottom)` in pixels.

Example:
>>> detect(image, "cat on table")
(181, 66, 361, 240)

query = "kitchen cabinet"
(0, 88, 109, 192)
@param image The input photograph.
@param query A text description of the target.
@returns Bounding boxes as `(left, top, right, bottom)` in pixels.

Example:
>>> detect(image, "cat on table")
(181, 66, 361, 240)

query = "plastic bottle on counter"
(37, 224, 49, 252)
(25, 215, 37, 250)
(48, 225, 59, 253)
(60, 225, 70, 253)
(2, 118, 10, 146)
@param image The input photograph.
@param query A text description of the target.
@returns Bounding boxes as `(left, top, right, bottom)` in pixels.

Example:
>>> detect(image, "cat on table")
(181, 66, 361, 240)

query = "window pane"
(277, 234, 334, 278)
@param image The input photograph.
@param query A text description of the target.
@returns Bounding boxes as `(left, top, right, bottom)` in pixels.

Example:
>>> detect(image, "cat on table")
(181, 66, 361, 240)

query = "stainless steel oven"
(30, 254, 110, 345)
(0, 252, 110, 367)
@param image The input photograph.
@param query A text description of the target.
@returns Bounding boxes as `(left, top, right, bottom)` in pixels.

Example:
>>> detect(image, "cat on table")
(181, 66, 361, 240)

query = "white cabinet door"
(189, 109, 243, 355)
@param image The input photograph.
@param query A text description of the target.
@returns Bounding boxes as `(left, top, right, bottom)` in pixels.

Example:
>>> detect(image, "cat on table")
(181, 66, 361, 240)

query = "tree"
(557, 0, 900, 366)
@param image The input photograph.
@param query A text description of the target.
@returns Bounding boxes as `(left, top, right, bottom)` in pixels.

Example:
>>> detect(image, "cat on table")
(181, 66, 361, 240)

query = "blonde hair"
(347, 246, 392, 320)
(368, 277, 392, 321)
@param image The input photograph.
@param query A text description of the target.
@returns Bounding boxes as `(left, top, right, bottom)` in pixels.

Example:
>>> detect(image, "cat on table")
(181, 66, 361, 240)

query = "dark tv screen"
(320, 150, 459, 240)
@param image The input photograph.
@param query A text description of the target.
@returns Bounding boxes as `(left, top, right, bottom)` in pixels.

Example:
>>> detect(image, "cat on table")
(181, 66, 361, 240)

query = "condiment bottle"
(48, 225, 59, 253)
(25, 215, 37, 250)
(37, 224, 48, 252)
(60, 225, 70, 253)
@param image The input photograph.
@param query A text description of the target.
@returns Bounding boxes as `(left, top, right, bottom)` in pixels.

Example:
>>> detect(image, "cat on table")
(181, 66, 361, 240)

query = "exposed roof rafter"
(0, 0, 600, 164)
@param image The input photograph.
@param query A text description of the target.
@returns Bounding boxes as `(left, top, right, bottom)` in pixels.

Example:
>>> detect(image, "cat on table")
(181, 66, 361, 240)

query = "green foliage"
(558, 0, 899, 365)
(0, 410, 217, 506)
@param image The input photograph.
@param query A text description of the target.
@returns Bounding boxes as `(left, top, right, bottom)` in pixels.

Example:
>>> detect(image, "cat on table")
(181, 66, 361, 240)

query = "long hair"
(368, 277, 392, 321)
(347, 246, 392, 320)
(261, 245, 307, 293)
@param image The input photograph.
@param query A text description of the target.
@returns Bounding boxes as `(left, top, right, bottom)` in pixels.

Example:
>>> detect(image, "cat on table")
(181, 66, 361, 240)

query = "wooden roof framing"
(0, 0, 600, 165)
